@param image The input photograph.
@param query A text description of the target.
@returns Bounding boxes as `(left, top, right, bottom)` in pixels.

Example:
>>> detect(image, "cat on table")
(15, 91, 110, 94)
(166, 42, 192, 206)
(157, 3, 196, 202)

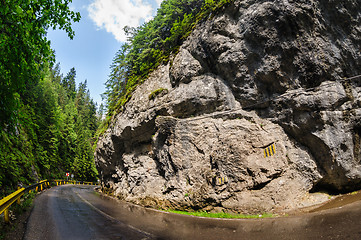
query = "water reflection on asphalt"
(82, 187, 361, 239)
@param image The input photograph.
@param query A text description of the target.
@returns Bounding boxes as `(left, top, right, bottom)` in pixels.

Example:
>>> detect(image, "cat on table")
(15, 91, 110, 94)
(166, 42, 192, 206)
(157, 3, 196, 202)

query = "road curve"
(24, 185, 361, 240)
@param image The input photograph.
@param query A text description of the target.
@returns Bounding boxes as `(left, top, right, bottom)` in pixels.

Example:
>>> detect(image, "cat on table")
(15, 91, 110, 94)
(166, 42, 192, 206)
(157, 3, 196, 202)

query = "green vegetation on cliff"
(0, 1, 99, 196)
(102, 0, 233, 117)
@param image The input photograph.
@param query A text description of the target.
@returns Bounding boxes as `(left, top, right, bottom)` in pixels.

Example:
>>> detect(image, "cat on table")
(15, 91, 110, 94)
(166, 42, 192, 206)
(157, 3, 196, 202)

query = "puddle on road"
(309, 191, 361, 213)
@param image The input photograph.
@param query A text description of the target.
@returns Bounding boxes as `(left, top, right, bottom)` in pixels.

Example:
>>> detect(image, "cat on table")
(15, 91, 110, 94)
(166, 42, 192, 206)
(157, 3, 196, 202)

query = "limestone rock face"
(95, 0, 361, 213)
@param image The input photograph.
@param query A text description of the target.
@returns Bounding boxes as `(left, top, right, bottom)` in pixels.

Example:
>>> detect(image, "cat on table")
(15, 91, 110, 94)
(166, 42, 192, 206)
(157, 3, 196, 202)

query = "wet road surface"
(24, 185, 361, 240)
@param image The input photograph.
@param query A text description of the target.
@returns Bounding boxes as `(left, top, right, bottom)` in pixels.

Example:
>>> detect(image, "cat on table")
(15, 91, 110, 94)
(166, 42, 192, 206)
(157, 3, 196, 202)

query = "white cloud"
(155, 0, 163, 5)
(88, 0, 154, 42)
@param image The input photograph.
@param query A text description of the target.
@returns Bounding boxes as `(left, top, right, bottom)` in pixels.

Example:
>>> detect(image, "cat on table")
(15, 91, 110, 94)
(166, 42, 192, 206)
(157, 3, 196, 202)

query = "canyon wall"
(95, 0, 361, 213)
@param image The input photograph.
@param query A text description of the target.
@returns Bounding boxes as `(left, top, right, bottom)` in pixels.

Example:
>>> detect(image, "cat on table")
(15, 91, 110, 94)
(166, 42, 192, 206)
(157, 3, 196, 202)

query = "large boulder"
(95, 0, 361, 213)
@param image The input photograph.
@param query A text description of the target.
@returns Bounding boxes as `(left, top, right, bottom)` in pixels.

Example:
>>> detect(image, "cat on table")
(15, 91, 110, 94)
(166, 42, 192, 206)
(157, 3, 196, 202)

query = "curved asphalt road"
(24, 185, 361, 240)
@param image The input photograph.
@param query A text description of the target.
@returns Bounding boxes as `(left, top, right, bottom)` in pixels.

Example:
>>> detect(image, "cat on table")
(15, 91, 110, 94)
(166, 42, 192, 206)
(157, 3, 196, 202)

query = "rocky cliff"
(95, 0, 361, 214)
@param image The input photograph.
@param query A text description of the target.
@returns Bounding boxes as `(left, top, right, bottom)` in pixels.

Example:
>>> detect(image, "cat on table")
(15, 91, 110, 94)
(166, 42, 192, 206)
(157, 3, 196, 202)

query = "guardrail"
(54, 180, 98, 186)
(0, 179, 98, 223)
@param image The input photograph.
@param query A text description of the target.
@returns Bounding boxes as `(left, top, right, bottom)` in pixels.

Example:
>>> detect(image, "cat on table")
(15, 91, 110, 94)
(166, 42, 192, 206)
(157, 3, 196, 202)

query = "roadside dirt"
(1, 204, 33, 240)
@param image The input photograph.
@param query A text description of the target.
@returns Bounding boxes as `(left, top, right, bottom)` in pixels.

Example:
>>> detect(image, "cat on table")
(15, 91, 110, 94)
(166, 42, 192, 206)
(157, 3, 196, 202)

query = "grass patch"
(166, 209, 273, 219)
(149, 88, 169, 100)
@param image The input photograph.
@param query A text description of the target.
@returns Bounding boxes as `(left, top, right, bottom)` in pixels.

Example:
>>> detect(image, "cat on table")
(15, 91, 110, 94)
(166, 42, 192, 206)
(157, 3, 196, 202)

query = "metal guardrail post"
(4, 208, 9, 223)
(17, 187, 21, 204)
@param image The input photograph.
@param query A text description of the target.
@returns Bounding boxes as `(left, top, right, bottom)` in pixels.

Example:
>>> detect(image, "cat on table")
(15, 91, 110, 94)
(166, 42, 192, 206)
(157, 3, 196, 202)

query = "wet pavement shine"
(24, 185, 361, 240)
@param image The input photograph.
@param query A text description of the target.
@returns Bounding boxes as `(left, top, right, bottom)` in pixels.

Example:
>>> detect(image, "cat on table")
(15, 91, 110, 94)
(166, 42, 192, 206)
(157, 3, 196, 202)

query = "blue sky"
(47, 0, 162, 106)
